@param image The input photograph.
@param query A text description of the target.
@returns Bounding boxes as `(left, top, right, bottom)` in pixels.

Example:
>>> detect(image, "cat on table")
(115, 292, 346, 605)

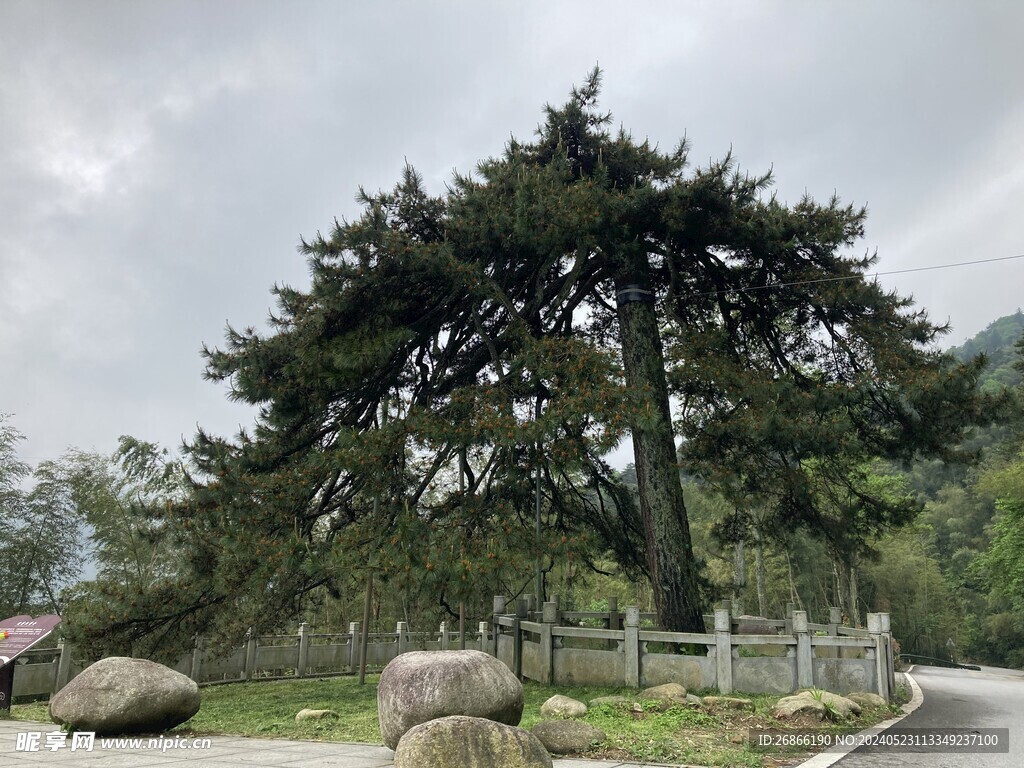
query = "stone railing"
(9, 599, 895, 704)
(488, 596, 895, 701)
(8, 620, 488, 704)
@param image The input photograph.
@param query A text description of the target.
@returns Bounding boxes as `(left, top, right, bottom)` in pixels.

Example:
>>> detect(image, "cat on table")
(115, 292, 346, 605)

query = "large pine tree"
(76, 70, 994, 651)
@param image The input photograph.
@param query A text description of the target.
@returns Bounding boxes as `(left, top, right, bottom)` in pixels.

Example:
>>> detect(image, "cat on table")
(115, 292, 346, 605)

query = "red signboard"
(0, 614, 61, 710)
(0, 614, 62, 666)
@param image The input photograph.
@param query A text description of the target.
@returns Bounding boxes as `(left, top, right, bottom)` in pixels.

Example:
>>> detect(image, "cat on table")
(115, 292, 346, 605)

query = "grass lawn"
(5, 676, 908, 767)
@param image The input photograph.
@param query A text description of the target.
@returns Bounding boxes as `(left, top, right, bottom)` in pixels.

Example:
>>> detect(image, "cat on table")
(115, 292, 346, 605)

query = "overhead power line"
(691, 253, 1024, 299)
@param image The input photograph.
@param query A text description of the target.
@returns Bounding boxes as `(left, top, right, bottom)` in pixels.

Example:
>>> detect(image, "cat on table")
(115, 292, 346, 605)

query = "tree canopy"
(67, 69, 996, 652)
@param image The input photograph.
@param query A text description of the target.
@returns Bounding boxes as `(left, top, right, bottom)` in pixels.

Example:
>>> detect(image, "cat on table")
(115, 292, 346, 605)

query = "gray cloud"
(2, 0, 1022, 465)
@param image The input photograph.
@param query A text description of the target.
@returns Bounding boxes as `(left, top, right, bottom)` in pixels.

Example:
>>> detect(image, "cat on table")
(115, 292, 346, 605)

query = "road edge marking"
(791, 670, 923, 768)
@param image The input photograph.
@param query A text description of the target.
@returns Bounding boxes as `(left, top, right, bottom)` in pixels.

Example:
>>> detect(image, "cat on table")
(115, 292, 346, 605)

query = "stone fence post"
(607, 596, 619, 631)
(296, 622, 309, 678)
(244, 628, 257, 681)
(714, 608, 733, 694)
(189, 636, 204, 682)
(794, 611, 813, 689)
(539, 601, 557, 685)
(881, 612, 894, 699)
(440, 622, 449, 651)
(54, 639, 74, 693)
(396, 621, 408, 656)
(478, 622, 489, 654)
(348, 621, 360, 672)
(828, 606, 841, 633)
(827, 606, 842, 659)
(867, 612, 890, 699)
(624, 606, 640, 688)
(491, 596, 507, 657)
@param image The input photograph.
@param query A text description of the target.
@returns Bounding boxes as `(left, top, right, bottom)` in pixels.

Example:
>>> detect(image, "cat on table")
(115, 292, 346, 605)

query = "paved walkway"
(0, 719, 687, 767)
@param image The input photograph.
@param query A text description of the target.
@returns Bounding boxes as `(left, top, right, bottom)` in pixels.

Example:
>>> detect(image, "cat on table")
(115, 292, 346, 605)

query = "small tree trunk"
(832, 556, 847, 620)
(847, 558, 860, 628)
(733, 537, 746, 603)
(753, 525, 767, 617)
(785, 549, 803, 609)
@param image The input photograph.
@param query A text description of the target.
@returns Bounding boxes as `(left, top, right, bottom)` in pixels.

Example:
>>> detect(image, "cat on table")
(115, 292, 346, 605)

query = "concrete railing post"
(244, 628, 257, 681)
(478, 621, 489, 653)
(296, 622, 309, 678)
(348, 621, 361, 673)
(512, 597, 527, 679)
(828, 606, 842, 659)
(54, 639, 74, 693)
(867, 613, 887, 698)
(512, 616, 523, 680)
(607, 596, 619, 630)
(396, 621, 408, 656)
(516, 597, 529, 619)
(540, 601, 557, 685)
(828, 606, 842, 633)
(714, 608, 733, 694)
(794, 611, 813, 689)
(624, 606, 641, 688)
(606, 596, 620, 650)
(440, 621, 449, 651)
(492, 596, 507, 657)
(784, 602, 795, 635)
(881, 612, 894, 700)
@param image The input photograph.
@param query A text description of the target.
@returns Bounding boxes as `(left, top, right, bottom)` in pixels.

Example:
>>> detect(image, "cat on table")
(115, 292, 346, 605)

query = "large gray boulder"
(394, 716, 552, 768)
(49, 657, 200, 735)
(378, 650, 524, 750)
(532, 720, 606, 754)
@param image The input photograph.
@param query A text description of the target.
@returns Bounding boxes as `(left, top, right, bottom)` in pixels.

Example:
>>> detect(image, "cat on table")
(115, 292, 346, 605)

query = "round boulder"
(847, 691, 886, 709)
(295, 708, 339, 722)
(815, 690, 861, 717)
(540, 694, 587, 719)
(378, 650, 524, 750)
(773, 692, 826, 720)
(49, 657, 200, 735)
(394, 715, 552, 768)
(702, 695, 754, 711)
(532, 720, 606, 754)
(640, 682, 688, 708)
(589, 695, 632, 709)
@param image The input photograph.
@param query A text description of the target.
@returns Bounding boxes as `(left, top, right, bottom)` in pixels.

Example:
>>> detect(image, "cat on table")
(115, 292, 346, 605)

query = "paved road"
(0, 718, 686, 768)
(833, 664, 1024, 768)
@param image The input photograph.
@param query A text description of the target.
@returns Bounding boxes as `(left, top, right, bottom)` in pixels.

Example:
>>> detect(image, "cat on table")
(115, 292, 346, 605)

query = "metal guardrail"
(900, 653, 981, 671)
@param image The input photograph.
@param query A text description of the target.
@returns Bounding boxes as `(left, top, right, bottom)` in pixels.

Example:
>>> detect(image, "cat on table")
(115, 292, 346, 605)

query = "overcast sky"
(2, 1, 1023, 468)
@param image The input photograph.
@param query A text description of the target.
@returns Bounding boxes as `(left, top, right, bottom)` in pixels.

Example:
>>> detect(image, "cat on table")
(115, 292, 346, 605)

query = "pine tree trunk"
(615, 267, 703, 632)
(847, 558, 860, 628)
